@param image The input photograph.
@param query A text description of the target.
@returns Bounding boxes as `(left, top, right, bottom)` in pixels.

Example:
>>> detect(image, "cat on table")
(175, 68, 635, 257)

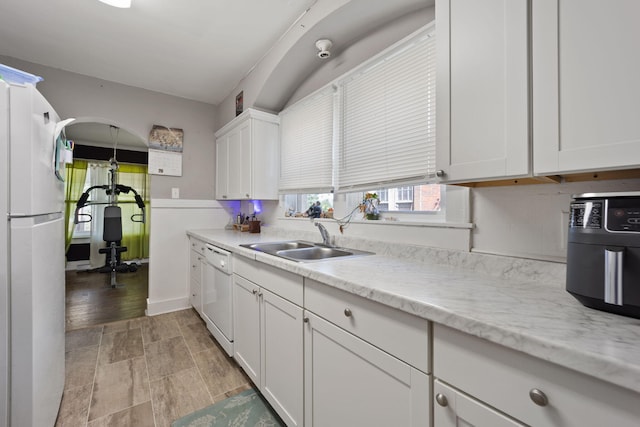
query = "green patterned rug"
(171, 389, 286, 427)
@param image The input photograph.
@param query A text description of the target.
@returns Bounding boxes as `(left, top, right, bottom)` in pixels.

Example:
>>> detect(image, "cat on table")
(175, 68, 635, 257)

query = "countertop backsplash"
(262, 225, 567, 287)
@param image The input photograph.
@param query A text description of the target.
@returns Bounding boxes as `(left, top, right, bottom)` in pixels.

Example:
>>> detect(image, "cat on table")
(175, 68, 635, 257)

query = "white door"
(237, 120, 252, 199)
(215, 136, 229, 199)
(434, 380, 524, 427)
(9, 84, 63, 216)
(304, 312, 430, 427)
(10, 214, 65, 427)
(0, 80, 8, 427)
(261, 289, 303, 427)
(227, 127, 244, 199)
(436, 0, 528, 183)
(189, 249, 202, 314)
(533, 0, 640, 174)
(232, 275, 260, 385)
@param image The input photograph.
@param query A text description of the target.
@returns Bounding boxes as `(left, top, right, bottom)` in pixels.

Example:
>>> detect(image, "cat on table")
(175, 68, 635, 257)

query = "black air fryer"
(566, 192, 640, 318)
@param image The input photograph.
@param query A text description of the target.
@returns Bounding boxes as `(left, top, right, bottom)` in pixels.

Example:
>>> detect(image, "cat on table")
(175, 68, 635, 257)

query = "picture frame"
(236, 91, 244, 116)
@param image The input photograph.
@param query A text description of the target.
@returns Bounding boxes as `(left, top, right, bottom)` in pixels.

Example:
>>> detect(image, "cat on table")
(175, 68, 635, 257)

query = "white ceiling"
(0, 0, 316, 105)
(1, 0, 432, 147)
(0, 0, 431, 106)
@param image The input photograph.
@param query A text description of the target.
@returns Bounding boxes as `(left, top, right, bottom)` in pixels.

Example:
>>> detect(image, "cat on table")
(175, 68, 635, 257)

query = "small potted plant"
(361, 192, 380, 220)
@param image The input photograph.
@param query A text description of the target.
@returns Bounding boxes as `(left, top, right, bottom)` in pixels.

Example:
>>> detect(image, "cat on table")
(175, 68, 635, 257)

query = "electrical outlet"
(172, 188, 180, 199)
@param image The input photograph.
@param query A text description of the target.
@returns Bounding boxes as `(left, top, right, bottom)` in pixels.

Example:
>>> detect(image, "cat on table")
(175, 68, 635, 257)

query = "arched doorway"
(62, 120, 150, 330)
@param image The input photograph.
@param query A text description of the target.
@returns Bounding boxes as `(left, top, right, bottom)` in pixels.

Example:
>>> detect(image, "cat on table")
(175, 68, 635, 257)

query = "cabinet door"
(250, 118, 279, 200)
(436, 0, 528, 182)
(261, 289, 303, 427)
(232, 275, 260, 385)
(215, 136, 229, 199)
(304, 312, 430, 427)
(434, 380, 524, 427)
(226, 127, 244, 199)
(189, 249, 202, 314)
(533, 0, 640, 174)
(237, 120, 252, 199)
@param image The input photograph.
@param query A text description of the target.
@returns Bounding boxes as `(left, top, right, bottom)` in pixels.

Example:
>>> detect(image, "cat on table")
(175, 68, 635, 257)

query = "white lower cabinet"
(232, 260, 304, 427)
(433, 323, 640, 427)
(303, 279, 431, 427)
(434, 380, 523, 427)
(304, 312, 430, 427)
(188, 238, 206, 315)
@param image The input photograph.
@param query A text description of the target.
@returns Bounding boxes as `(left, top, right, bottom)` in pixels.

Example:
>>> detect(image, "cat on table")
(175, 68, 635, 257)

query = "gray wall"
(1, 56, 217, 200)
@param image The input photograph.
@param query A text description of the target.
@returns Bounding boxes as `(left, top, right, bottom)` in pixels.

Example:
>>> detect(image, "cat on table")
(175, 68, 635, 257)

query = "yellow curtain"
(117, 163, 150, 260)
(64, 160, 88, 253)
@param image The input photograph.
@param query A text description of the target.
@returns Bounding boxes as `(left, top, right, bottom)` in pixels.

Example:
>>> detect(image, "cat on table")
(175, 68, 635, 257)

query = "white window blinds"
(337, 27, 436, 192)
(279, 87, 335, 193)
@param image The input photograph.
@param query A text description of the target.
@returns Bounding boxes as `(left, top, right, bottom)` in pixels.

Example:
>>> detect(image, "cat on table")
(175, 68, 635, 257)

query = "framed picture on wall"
(236, 91, 243, 116)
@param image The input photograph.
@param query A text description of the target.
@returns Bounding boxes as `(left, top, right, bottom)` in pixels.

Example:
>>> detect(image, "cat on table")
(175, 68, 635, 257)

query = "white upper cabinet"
(533, 0, 640, 175)
(436, 0, 529, 183)
(215, 108, 279, 200)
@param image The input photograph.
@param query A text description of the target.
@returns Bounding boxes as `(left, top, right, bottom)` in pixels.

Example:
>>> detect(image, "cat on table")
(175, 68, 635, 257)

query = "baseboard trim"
(146, 296, 190, 316)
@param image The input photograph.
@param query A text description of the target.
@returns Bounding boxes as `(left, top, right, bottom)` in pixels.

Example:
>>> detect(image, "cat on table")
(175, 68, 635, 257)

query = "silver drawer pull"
(252, 289, 258, 295)
(303, 317, 309, 323)
(435, 393, 448, 407)
(529, 388, 548, 407)
(344, 308, 352, 317)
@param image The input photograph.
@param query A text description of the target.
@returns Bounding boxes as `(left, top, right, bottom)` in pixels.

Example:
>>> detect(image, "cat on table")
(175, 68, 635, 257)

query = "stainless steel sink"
(240, 240, 373, 262)
(240, 240, 314, 253)
(276, 246, 355, 261)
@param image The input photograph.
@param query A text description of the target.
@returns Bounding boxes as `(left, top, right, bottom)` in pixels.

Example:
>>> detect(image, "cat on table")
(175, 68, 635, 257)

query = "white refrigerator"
(0, 79, 65, 427)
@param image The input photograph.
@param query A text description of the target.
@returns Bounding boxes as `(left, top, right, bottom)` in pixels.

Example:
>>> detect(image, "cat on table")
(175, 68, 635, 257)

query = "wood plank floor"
(65, 264, 148, 331)
(62, 266, 255, 426)
(56, 309, 252, 427)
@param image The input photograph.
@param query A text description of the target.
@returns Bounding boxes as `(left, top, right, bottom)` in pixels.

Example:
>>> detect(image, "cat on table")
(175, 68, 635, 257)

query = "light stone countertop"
(187, 228, 640, 395)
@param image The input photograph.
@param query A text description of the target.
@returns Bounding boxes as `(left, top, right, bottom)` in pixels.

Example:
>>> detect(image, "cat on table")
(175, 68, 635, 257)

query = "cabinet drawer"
(434, 324, 640, 427)
(189, 237, 206, 256)
(233, 256, 303, 305)
(305, 279, 429, 373)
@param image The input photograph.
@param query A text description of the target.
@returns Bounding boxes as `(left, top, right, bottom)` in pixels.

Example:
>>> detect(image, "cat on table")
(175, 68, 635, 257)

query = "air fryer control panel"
(606, 198, 640, 232)
(570, 196, 640, 233)
(569, 200, 603, 229)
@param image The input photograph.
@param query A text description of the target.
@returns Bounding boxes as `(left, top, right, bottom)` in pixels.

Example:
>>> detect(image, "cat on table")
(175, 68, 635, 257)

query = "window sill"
(277, 216, 473, 229)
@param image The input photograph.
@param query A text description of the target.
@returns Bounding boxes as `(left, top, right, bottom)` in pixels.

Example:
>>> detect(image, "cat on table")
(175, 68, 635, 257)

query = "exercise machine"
(74, 157, 146, 288)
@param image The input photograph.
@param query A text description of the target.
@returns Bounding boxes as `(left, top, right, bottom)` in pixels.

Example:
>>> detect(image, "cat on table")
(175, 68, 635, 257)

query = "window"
(346, 184, 442, 215)
(279, 87, 335, 194)
(284, 193, 334, 217)
(280, 24, 449, 223)
(337, 26, 436, 192)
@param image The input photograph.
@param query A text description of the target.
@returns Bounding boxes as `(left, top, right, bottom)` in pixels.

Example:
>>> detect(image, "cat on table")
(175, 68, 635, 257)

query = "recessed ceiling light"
(98, 0, 131, 8)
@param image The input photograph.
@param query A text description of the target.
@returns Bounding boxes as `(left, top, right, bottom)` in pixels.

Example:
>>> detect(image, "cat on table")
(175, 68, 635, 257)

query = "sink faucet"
(315, 222, 333, 247)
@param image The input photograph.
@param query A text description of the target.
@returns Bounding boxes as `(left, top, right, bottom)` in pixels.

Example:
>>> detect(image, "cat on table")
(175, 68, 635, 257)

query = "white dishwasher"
(202, 244, 234, 356)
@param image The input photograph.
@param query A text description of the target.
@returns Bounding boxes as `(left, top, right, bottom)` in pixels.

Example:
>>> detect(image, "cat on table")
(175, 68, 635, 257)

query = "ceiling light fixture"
(98, 0, 132, 8)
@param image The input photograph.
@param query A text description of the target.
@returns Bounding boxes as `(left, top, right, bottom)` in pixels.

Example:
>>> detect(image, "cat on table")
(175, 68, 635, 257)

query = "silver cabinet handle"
(246, 193, 250, 198)
(258, 292, 263, 297)
(436, 170, 446, 178)
(303, 317, 309, 323)
(344, 308, 352, 317)
(529, 388, 548, 407)
(252, 289, 258, 295)
(604, 248, 624, 306)
(435, 393, 448, 407)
